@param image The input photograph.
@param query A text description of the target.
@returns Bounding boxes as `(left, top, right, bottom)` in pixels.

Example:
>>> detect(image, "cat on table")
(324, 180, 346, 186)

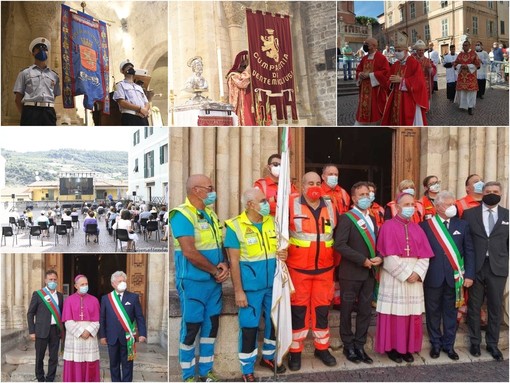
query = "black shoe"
(344, 78, 348, 81)
(468, 108, 473, 115)
(349, 77, 353, 80)
(402, 352, 414, 363)
(288, 352, 301, 371)
(487, 346, 504, 361)
(470, 344, 481, 357)
(343, 347, 361, 364)
(443, 348, 459, 361)
(314, 349, 337, 367)
(354, 348, 373, 364)
(429, 346, 441, 359)
(259, 358, 286, 373)
(386, 350, 402, 363)
(480, 95, 484, 99)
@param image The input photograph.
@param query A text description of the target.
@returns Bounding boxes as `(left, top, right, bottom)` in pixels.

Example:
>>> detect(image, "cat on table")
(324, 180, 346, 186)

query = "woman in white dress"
(113, 209, 139, 251)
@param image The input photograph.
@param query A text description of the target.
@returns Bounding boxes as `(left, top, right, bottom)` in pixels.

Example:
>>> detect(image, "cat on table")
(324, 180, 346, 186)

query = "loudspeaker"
(132, 191, 137, 196)
(104, 191, 108, 198)
(46, 193, 49, 198)
(11, 194, 15, 199)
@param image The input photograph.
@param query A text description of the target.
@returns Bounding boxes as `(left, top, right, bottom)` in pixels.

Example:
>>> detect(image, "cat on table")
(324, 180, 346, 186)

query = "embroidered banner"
(61, 4, 110, 113)
(197, 116, 234, 126)
(246, 9, 298, 125)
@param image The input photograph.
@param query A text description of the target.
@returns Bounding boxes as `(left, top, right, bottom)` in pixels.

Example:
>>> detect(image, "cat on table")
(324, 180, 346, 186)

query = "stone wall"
(299, 1, 337, 125)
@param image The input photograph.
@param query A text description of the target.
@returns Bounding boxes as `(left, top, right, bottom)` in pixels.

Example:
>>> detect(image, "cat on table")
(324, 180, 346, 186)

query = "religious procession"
(169, 127, 509, 382)
(337, 0, 509, 127)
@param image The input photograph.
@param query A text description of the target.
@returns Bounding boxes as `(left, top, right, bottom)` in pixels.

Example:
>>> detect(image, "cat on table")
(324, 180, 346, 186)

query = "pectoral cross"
(404, 224, 411, 257)
(404, 243, 411, 257)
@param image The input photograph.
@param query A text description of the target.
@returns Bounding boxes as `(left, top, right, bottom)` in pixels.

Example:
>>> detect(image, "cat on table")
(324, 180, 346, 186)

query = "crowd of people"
(27, 270, 146, 382)
(170, 153, 508, 382)
(342, 30, 509, 125)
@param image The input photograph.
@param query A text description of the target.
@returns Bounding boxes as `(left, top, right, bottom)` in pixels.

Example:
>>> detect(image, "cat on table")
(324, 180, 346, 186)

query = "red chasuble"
(381, 55, 429, 126)
(415, 55, 436, 99)
(355, 51, 390, 123)
(454, 50, 480, 91)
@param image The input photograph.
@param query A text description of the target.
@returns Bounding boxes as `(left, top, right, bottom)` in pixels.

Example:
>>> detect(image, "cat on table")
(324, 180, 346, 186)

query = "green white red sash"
(427, 215, 465, 308)
(345, 210, 376, 258)
(36, 288, 62, 332)
(108, 291, 137, 360)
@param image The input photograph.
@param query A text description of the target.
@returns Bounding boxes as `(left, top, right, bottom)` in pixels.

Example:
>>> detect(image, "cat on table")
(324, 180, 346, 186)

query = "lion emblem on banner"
(261, 29, 280, 62)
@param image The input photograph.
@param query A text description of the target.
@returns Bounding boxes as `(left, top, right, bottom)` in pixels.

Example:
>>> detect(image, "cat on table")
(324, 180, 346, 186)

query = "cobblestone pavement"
(338, 65, 509, 126)
(0, 207, 168, 253)
(244, 360, 509, 382)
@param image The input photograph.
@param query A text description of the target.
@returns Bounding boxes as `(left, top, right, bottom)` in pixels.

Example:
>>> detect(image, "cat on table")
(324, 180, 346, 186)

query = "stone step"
(3, 341, 168, 382)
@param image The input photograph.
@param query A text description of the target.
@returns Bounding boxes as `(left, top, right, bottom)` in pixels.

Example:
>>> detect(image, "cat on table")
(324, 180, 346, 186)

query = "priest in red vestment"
(381, 31, 429, 126)
(355, 38, 390, 125)
(454, 40, 481, 115)
(413, 40, 437, 101)
(227, 50, 256, 126)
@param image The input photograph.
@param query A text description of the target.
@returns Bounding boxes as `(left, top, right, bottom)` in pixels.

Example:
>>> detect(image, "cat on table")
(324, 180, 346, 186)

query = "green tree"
(356, 16, 379, 26)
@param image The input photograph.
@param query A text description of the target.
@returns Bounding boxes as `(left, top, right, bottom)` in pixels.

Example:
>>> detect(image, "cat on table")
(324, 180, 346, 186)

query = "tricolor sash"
(345, 210, 376, 258)
(36, 288, 62, 332)
(108, 292, 137, 360)
(427, 216, 465, 308)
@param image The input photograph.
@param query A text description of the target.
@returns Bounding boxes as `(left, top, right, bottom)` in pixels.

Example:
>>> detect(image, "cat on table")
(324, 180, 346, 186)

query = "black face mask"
(126, 67, 136, 76)
(363, 44, 369, 52)
(482, 193, 501, 206)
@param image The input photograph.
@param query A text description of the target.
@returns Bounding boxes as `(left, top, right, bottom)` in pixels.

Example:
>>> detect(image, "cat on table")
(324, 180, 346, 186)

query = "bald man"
(355, 38, 390, 125)
(170, 174, 229, 382)
(287, 172, 338, 371)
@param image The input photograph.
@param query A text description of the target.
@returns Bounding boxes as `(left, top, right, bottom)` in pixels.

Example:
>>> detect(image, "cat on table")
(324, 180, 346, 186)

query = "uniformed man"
(113, 60, 150, 126)
(169, 174, 229, 382)
(13, 37, 60, 125)
(225, 188, 287, 382)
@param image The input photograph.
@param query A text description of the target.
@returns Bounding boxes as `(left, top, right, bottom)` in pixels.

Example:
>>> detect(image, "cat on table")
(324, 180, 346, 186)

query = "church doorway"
(44, 253, 148, 317)
(304, 127, 394, 205)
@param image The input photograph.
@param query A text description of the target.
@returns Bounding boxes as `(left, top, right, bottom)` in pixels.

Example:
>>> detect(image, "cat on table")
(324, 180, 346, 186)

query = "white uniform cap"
(29, 37, 51, 53)
(119, 59, 134, 72)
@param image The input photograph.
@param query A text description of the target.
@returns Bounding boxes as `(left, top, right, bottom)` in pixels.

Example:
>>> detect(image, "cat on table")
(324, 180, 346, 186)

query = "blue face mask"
(47, 281, 57, 290)
(203, 191, 217, 206)
(35, 49, 47, 62)
(401, 206, 415, 219)
(473, 180, 484, 194)
(258, 201, 270, 217)
(79, 285, 88, 295)
(402, 188, 415, 196)
(357, 197, 371, 210)
(326, 175, 338, 188)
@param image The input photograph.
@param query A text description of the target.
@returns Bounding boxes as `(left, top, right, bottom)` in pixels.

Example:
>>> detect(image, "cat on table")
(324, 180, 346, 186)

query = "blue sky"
(354, 0, 385, 18)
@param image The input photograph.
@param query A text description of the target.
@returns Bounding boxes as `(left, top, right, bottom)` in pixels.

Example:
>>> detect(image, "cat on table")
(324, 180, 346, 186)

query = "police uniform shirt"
(113, 80, 148, 113)
(13, 65, 61, 103)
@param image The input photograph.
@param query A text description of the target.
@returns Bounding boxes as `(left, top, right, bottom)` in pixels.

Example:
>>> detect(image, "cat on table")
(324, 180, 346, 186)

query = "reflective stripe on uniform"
(199, 355, 214, 363)
(179, 343, 195, 351)
(238, 349, 258, 360)
(200, 337, 216, 345)
(180, 358, 196, 369)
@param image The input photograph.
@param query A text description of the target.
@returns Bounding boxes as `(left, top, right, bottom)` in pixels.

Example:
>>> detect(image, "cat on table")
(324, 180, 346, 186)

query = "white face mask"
(402, 188, 415, 196)
(116, 281, 127, 292)
(429, 183, 441, 193)
(395, 51, 405, 60)
(270, 165, 280, 178)
(444, 205, 457, 218)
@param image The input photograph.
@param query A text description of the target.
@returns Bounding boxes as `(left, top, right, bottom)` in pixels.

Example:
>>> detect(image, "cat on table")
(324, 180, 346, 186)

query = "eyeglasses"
(195, 185, 214, 192)
(270, 162, 281, 167)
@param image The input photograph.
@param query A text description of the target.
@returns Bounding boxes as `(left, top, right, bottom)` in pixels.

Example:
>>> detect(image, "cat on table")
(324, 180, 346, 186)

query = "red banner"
(246, 9, 298, 125)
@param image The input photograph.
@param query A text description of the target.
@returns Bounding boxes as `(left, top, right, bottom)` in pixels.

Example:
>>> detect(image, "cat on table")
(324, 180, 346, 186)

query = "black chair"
(140, 217, 149, 235)
(85, 223, 99, 244)
(145, 220, 160, 241)
(64, 220, 75, 237)
(18, 219, 27, 232)
(48, 217, 56, 232)
(115, 229, 135, 252)
(29, 226, 43, 247)
(55, 224, 70, 246)
(71, 215, 80, 228)
(8, 217, 18, 230)
(1, 226, 17, 246)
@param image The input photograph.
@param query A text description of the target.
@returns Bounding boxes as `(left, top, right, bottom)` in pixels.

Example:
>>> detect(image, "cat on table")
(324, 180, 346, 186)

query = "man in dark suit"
(27, 269, 64, 382)
(462, 181, 509, 361)
(334, 181, 382, 364)
(99, 271, 147, 381)
(420, 191, 475, 360)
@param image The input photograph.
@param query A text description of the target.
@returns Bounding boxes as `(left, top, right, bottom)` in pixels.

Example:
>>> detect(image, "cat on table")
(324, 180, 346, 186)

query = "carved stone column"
(469, 127, 485, 177)
(456, 127, 470, 197)
(1, 253, 8, 329)
(484, 128, 498, 182)
(216, 127, 231, 220)
(223, 2, 247, 58)
(170, 128, 188, 207)
(12, 254, 25, 329)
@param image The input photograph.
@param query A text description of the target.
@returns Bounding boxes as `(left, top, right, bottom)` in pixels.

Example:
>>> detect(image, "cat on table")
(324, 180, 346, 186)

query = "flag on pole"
(271, 126, 294, 366)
